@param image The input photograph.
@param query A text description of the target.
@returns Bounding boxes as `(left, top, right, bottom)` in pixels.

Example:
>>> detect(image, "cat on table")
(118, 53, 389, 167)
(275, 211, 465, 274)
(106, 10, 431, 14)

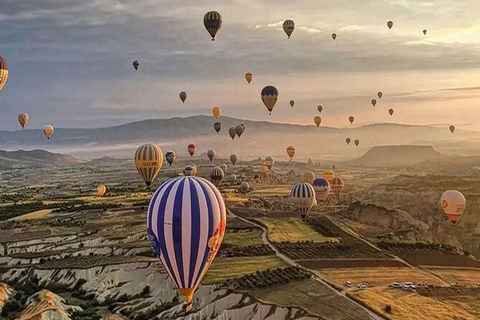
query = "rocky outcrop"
(0, 282, 14, 313)
(16, 289, 81, 320)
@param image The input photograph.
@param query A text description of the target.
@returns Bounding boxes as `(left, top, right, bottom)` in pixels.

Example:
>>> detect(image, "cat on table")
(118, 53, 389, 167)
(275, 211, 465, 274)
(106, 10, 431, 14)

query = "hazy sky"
(1, 0, 480, 131)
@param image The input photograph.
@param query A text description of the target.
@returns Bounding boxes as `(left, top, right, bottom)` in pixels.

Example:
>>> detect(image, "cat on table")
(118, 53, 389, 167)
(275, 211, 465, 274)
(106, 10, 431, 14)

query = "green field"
(223, 230, 264, 247)
(203, 256, 288, 284)
(257, 217, 339, 243)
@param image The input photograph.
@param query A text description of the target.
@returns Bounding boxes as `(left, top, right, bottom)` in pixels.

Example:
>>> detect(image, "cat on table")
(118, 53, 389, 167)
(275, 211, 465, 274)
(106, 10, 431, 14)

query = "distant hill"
(0, 149, 80, 169)
(348, 145, 444, 167)
(0, 116, 478, 160)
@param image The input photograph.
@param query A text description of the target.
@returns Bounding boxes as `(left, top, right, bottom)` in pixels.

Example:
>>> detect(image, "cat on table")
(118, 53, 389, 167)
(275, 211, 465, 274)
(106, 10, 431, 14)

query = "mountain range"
(0, 116, 478, 160)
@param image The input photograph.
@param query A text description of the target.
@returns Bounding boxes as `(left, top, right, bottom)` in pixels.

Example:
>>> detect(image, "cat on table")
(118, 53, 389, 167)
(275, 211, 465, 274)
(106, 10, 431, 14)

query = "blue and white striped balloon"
(147, 176, 226, 312)
(291, 182, 317, 218)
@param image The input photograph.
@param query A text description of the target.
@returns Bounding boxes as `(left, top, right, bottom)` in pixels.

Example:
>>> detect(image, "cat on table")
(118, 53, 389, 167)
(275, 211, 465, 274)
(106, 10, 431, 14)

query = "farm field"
(256, 217, 339, 243)
(426, 267, 480, 286)
(298, 259, 407, 270)
(202, 256, 288, 285)
(223, 230, 264, 247)
(319, 267, 446, 287)
(349, 287, 478, 320)
(8, 209, 53, 221)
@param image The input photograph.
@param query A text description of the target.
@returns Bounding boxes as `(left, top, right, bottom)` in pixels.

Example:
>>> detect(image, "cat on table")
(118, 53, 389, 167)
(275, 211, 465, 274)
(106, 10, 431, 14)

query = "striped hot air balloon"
(264, 156, 274, 170)
(261, 86, 279, 115)
(204, 11, 223, 41)
(330, 177, 344, 196)
(210, 166, 225, 187)
(313, 178, 330, 205)
(165, 151, 176, 167)
(184, 165, 194, 176)
(291, 182, 316, 219)
(283, 20, 295, 39)
(0, 57, 9, 92)
(147, 176, 226, 312)
(303, 171, 315, 185)
(134, 143, 163, 187)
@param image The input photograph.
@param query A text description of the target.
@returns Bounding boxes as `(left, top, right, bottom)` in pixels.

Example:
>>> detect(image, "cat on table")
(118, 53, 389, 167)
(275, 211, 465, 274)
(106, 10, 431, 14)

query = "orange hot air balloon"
(97, 185, 106, 197)
(43, 125, 54, 140)
(286, 145, 296, 160)
(314, 116, 321, 127)
(187, 144, 196, 156)
(323, 170, 335, 183)
(245, 72, 253, 84)
(212, 106, 222, 119)
(330, 177, 344, 196)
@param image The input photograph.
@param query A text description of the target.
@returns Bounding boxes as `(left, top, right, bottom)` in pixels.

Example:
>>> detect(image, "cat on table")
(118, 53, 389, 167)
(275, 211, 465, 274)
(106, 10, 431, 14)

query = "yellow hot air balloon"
(43, 125, 54, 140)
(245, 72, 253, 84)
(97, 185, 106, 197)
(212, 106, 222, 119)
(323, 170, 335, 182)
(304, 171, 315, 184)
(18, 113, 29, 129)
(314, 116, 321, 127)
(286, 145, 296, 160)
(0, 57, 9, 92)
(262, 162, 271, 176)
(134, 143, 163, 187)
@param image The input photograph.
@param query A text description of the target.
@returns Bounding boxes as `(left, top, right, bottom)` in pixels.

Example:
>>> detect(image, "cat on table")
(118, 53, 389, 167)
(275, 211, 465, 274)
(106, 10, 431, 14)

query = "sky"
(1, 0, 480, 131)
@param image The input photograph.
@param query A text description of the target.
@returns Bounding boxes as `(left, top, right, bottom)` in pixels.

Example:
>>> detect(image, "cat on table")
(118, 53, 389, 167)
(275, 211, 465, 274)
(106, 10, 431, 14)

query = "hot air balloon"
(354, 139, 360, 147)
(313, 178, 330, 205)
(423, 29, 427, 35)
(332, 33, 337, 40)
(0, 57, 9, 92)
(210, 166, 225, 187)
(449, 125, 455, 133)
(207, 149, 216, 162)
(165, 151, 176, 167)
(304, 171, 315, 185)
(264, 156, 274, 170)
(323, 170, 335, 182)
(317, 105, 323, 113)
(262, 162, 271, 176)
(239, 181, 250, 194)
(97, 185, 106, 197)
(230, 154, 237, 166)
(220, 163, 228, 174)
(245, 72, 253, 84)
(18, 113, 29, 129)
(228, 127, 236, 140)
(346, 138, 351, 145)
(330, 177, 344, 196)
(183, 165, 194, 176)
(204, 11, 223, 41)
(377, 92, 383, 99)
(314, 116, 322, 127)
(287, 145, 296, 160)
(389, 108, 394, 116)
(43, 125, 54, 140)
(371, 99, 377, 107)
(283, 20, 295, 39)
(387, 21, 393, 29)
(191, 164, 198, 176)
(290, 100, 295, 108)
(134, 143, 163, 187)
(214, 122, 222, 134)
(187, 144, 196, 157)
(332, 164, 336, 170)
(230, 174, 237, 183)
(261, 86, 279, 115)
(349, 116, 354, 124)
(291, 183, 316, 219)
(147, 176, 226, 312)
(235, 124, 245, 137)
(133, 60, 140, 71)
(212, 106, 222, 119)
(440, 190, 466, 223)
(179, 91, 187, 104)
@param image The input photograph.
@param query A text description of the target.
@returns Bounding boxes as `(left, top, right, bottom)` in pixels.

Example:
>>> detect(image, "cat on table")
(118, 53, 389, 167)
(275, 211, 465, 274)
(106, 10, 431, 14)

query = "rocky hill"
(348, 145, 444, 167)
(0, 149, 80, 169)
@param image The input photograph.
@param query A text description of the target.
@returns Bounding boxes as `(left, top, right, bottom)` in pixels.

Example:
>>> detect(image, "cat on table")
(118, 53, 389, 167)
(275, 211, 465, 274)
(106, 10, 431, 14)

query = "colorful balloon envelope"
(191, 164, 198, 176)
(97, 185, 106, 197)
(440, 190, 466, 223)
(261, 86, 279, 115)
(134, 143, 163, 187)
(286, 145, 296, 160)
(264, 156, 274, 170)
(304, 171, 315, 185)
(165, 150, 176, 167)
(330, 177, 344, 196)
(262, 162, 271, 176)
(245, 72, 253, 84)
(313, 178, 330, 205)
(184, 165, 194, 176)
(43, 125, 54, 140)
(210, 166, 225, 187)
(18, 113, 29, 129)
(212, 106, 222, 119)
(283, 20, 295, 39)
(204, 11, 223, 41)
(188, 144, 196, 156)
(291, 182, 316, 219)
(0, 57, 9, 92)
(323, 170, 335, 182)
(147, 176, 226, 312)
